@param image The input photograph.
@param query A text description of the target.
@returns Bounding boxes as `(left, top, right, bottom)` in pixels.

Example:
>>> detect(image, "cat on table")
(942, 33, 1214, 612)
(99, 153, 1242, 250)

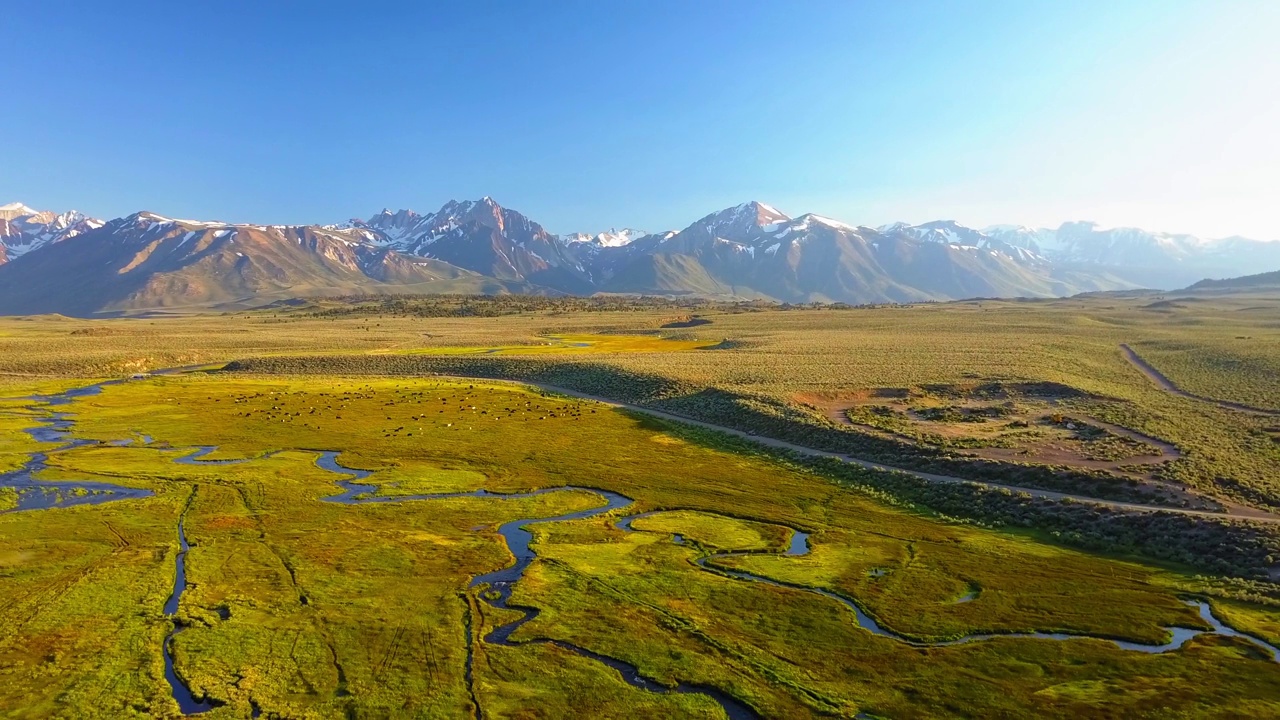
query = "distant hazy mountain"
(561, 228, 676, 284)
(563, 228, 651, 249)
(603, 202, 1128, 303)
(984, 222, 1280, 289)
(1, 196, 1272, 315)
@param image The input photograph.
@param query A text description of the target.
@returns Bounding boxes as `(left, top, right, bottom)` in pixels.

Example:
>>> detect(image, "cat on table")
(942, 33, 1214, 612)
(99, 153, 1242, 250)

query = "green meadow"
(2, 294, 1280, 717)
(391, 333, 719, 356)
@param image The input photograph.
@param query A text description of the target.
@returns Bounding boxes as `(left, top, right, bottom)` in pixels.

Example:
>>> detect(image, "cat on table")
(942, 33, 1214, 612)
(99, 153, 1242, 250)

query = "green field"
(2, 294, 1280, 717)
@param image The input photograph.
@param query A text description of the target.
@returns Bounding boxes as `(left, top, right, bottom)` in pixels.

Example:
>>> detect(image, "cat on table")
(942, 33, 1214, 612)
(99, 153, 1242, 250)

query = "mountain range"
(0, 197, 1275, 315)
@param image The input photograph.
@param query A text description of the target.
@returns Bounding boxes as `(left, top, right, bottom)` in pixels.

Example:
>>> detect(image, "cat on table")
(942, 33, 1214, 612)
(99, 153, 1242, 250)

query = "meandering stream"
(694, 555, 1274, 657)
(1, 381, 154, 512)
(317, 453, 761, 719)
(3, 372, 1279, 719)
(610, 517, 1280, 658)
(163, 515, 214, 715)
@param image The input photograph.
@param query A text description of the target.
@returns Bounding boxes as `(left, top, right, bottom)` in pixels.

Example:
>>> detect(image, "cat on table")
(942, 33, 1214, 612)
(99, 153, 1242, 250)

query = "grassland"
(804, 382, 1171, 467)
(5, 374, 1280, 717)
(1128, 337, 1280, 412)
(516, 517, 1280, 718)
(392, 333, 720, 356)
(0, 402, 45, 473)
(631, 510, 792, 552)
(3, 294, 1276, 507)
(1, 293, 1280, 716)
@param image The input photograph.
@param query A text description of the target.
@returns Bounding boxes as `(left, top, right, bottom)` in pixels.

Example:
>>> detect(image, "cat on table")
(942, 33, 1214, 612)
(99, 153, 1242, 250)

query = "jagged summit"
(360, 208, 425, 241)
(344, 198, 590, 291)
(1, 204, 104, 265)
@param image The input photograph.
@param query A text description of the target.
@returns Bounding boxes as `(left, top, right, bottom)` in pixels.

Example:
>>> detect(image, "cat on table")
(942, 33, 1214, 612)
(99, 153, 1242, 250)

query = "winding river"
(3, 372, 1279, 719)
(1, 380, 154, 512)
(612, 515, 1278, 658)
(316, 453, 761, 719)
(163, 515, 215, 715)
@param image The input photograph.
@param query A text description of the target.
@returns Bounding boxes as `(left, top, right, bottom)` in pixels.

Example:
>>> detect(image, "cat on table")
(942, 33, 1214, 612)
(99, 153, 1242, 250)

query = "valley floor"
(2, 294, 1280, 717)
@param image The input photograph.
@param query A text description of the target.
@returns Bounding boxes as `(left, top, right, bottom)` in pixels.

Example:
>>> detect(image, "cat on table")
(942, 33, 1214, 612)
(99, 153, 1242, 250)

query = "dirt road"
(442, 374, 1280, 525)
(1120, 344, 1278, 417)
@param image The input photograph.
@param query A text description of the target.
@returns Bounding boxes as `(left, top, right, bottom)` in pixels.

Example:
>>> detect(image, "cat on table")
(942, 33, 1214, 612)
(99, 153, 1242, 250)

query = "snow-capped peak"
(693, 201, 791, 240)
(0, 202, 39, 220)
(357, 208, 425, 242)
(741, 200, 788, 223)
(982, 223, 1038, 233)
(880, 219, 989, 247)
(807, 214, 856, 231)
(715, 201, 788, 223)
(564, 228, 648, 248)
(752, 201, 786, 219)
(128, 211, 172, 224)
(0, 205, 106, 264)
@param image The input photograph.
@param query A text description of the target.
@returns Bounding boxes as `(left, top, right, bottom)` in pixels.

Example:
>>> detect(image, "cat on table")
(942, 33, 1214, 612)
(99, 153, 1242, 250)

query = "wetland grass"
(3, 373, 1279, 716)
(2, 295, 1280, 717)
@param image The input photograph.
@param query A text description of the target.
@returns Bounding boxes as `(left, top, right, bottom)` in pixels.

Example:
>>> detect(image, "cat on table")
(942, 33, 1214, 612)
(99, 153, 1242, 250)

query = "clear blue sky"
(3, 1, 1277, 238)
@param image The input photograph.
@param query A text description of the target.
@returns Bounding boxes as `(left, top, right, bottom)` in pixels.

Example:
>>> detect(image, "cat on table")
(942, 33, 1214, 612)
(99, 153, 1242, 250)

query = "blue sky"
(3, 1, 1277, 238)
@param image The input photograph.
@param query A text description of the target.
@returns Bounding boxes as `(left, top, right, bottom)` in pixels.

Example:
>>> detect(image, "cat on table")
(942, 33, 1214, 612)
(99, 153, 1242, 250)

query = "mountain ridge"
(0, 197, 1275, 315)
(1186, 269, 1280, 292)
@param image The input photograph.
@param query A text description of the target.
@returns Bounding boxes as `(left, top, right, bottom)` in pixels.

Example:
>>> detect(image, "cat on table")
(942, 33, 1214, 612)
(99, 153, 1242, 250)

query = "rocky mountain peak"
(364, 208, 424, 234)
(430, 197, 511, 235)
(694, 201, 790, 241)
(0, 204, 105, 265)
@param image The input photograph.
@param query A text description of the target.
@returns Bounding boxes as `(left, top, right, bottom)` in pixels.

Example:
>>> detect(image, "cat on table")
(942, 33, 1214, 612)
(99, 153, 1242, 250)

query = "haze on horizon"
(2, 0, 1277, 240)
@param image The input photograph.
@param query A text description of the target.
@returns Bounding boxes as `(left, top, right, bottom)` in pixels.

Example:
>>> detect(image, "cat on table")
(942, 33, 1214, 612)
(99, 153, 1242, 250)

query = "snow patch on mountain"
(695, 201, 790, 240)
(1, 204, 105, 264)
(564, 228, 648, 248)
(0, 202, 40, 220)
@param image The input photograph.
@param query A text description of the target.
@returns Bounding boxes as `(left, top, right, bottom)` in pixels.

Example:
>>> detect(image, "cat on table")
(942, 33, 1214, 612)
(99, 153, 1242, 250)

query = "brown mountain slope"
(0, 212, 540, 315)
